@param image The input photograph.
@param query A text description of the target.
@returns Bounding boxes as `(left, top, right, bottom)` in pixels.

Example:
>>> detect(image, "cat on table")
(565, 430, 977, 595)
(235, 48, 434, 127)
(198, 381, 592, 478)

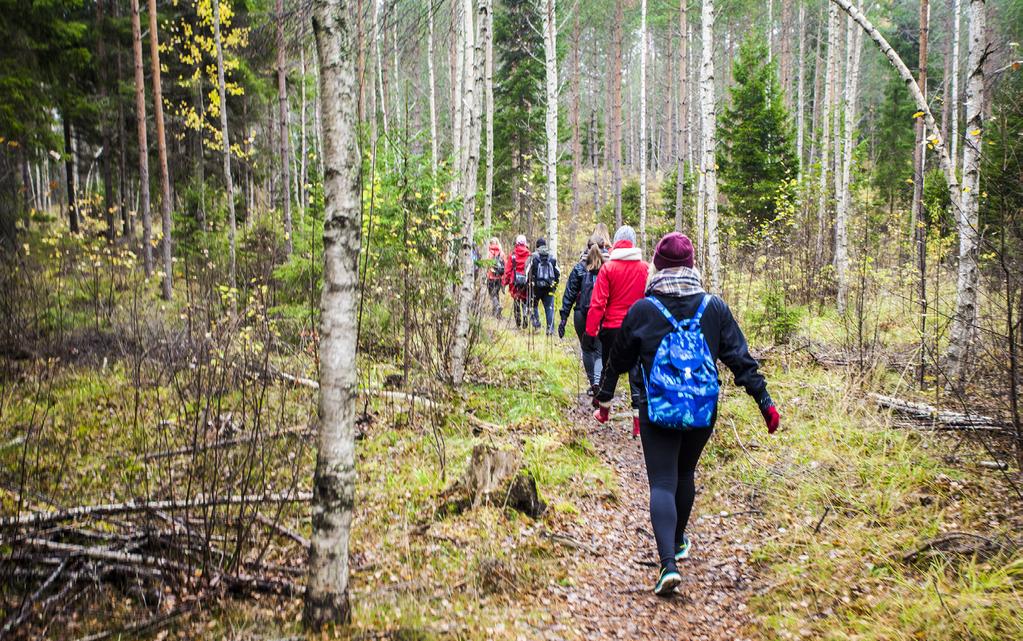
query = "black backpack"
(490, 254, 505, 278)
(533, 255, 556, 291)
(579, 269, 598, 309)
(513, 256, 528, 289)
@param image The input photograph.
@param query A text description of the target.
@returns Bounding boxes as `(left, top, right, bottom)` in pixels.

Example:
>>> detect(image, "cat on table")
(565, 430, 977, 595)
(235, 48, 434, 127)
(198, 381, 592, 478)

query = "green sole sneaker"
(675, 534, 692, 562)
(654, 568, 682, 596)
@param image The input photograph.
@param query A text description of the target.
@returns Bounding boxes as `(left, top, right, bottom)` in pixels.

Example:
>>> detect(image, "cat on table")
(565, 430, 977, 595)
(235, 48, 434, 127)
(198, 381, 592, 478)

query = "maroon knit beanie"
(653, 232, 695, 270)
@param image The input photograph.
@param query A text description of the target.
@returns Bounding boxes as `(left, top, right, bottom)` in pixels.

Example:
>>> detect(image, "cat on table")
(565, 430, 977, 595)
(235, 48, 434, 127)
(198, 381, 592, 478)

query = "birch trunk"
(301, 44, 308, 210)
(451, 0, 464, 179)
(213, 0, 238, 290)
(591, 108, 599, 212)
(568, 10, 581, 247)
(147, 0, 173, 300)
(129, 0, 153, 276)
(945, 0, 986, 386)
(303, 0, 360, 628)
(796, 2, 806, 178)
(674, 0, 687, 232)
(612, 0, 624, 226)
(815, 4, 838, 267)
(911, 0, 930, 385)
(450, 0, 487, 386)
(483, 0, 494, 230)
(700, 0, 720, 291)
(836, 12, 863, 314)
(427, 2, 439, 175)
(950, 0, 961, 174)
(374, 0, 389, 138)
(638, 0, 648, 252)
(542, 0, 559, 256)
(278, 0, 294, 257)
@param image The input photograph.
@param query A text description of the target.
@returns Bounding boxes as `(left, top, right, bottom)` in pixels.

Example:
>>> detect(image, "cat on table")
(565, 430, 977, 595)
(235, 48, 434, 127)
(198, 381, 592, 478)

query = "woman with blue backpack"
(592, 232, 781, 597)
(558, 235, 608, 393)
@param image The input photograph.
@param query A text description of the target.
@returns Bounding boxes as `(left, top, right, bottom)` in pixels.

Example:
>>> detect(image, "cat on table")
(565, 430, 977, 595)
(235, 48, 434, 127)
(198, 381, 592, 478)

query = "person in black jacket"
(558, 237, 608, 393)
(527, 238, 560, 335)
(593, 232, 781, 597)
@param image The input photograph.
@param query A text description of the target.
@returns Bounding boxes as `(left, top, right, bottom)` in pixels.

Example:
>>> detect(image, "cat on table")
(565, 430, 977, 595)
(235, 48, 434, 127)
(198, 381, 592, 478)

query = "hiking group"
(485, 224, 781, 597)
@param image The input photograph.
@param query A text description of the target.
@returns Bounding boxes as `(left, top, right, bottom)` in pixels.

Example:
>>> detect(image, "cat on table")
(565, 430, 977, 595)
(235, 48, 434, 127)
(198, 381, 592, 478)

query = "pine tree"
(717, 33, 796, 233)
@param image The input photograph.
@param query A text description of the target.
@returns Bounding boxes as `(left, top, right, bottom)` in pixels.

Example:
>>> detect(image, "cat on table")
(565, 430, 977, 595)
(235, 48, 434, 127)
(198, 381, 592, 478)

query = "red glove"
(593, 403, 610, 424)
(762, 405, 780, 434)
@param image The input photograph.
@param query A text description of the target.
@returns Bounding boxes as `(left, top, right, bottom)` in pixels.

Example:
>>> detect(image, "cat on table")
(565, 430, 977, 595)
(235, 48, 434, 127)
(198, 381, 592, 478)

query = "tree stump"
(440, 445, 546, 518)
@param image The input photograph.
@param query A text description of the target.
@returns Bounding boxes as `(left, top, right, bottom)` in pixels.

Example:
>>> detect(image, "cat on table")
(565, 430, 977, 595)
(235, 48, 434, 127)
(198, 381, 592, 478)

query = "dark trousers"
(531, 289, 555, 334)
(598, 326, 645, 409)
(640, 424, 713, 565)
(574, 309, 602, 386)
(487, 279, 503, 317)
(512, 296, 529, 329)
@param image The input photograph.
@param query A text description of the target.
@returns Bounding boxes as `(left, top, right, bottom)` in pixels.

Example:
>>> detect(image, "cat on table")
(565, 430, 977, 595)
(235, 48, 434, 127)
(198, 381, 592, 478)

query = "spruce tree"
(717, 32, 796, 232)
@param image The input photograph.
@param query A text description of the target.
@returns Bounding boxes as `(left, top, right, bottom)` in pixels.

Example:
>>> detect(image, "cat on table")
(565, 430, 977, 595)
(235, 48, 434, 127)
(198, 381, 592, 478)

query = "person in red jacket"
(485, 237, 505, 318)
(503, 235, 532, 329)
(585, 225, 650, 438)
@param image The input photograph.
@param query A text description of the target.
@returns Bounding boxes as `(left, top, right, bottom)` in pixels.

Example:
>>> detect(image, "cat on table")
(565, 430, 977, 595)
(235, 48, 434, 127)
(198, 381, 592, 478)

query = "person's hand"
(762, 405, 780, 434)
(593, 401, 610, 424)
(557, 319, 567, 339)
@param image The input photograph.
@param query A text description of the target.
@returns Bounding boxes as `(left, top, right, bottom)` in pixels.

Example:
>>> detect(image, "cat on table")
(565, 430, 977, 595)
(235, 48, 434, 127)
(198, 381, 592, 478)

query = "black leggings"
(640, 424, 713, 566)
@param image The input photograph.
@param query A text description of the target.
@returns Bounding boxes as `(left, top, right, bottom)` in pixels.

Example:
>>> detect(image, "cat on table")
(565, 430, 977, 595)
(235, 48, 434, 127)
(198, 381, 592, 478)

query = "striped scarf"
(646, 266, 705, 297)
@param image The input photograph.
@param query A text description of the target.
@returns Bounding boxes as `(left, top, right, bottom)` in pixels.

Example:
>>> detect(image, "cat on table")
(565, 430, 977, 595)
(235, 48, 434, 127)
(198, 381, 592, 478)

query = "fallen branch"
(254, 512, 310, 548)
(1, 492, 312, 528)
(541, 531, 601, 556)
(870, 394, 1010, 433)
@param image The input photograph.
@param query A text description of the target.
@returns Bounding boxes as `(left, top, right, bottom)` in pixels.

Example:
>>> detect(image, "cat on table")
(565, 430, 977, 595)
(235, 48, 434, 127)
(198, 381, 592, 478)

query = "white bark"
(674, 0, 687, 232)
(816, 3, 838, 267)
(212, 0, 237, 290)
(950, 0, 961, 174)
(428, 2, 439, 175)
(542, 0, 559, 257)
(277, 0, 293, 257)
(449, 0, 488, 386)
(300, 44, 308, 210)
(639, 0, 648, 252)
(836, 11, 864, 314)
(945, 0, 986, 385)
(796, 2, 806, 178)
(451, 0, 464, 178)
(374, 0, 389, 138)
(700, 0, 720, 291)
(483, 0, 494, 230)
(303, 0, 361, 629)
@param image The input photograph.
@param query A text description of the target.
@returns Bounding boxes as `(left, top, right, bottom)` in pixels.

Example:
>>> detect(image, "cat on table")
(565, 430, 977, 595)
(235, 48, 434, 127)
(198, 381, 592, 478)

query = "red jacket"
(486, 244, 503, 281)
(503, 243, 532, 301)
(585, 240, 649, 336)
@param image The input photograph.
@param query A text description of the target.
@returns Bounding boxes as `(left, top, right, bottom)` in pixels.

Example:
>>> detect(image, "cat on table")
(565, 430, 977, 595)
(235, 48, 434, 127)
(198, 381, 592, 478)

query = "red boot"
(632, 411, 640, 440)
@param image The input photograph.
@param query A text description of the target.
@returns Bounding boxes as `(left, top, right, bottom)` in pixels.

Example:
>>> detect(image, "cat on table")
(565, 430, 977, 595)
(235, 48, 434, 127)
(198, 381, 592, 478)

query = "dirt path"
(543, 400, 757, 640)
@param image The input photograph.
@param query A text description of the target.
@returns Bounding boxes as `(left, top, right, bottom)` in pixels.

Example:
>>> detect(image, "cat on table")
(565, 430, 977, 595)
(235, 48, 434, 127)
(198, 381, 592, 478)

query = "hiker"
(592, 232, 780, 597)
(528, 238, 560, 335)
(485, 237, 505, 318)
(591, 223, 611, 251)
(503, 235, 532, 329)
(558, 234, 609, 393)
(585, 225, 649, 437)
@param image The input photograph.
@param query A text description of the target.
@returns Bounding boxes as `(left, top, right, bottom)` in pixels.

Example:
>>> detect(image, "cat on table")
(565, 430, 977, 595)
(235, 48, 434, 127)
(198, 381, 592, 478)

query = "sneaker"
(675, 534, 692, 561)
(654, 564, 682, 596)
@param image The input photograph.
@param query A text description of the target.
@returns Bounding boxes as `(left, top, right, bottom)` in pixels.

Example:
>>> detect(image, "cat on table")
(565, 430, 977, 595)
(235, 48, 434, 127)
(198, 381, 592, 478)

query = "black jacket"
(596, 292, 772, 422)
(559, 260, 590, 320)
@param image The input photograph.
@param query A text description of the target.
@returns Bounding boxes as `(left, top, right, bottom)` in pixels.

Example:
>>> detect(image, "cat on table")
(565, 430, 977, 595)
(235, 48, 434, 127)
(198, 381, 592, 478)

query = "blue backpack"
(642, 295, 720, 429)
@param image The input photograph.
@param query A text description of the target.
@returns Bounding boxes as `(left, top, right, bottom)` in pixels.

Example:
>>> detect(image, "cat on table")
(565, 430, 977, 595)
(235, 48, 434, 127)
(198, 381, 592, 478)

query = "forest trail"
(543, 391, 756, 640)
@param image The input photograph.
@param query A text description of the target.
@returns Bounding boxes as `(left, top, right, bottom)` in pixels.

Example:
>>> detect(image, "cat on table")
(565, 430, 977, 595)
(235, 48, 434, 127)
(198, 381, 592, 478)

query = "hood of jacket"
(609, 239, 642, 262)
(487, 244, 502, 259)
(512, 243, 532, 266)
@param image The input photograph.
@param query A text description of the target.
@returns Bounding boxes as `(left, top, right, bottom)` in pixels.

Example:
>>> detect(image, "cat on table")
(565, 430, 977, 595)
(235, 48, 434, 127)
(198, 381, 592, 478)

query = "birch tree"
(945, 0, 987, 386)
(638, 0, 648, 252)
(950, 0, 962, 173)
(700, 0, 720, 291)
(612, 0, 624, 226)
(147, 0, 173, 300)
(836, 11, 864, 314)
(212, 0, 238, 290)
(449, 0, 487, 386)
(277, 0, 294, 257)
(815, 3, 838, 267)
(303, 0, 361, 629)
(674, 0, 687, 232)
(542, 0, 559, 256)
(483, 0, 494, 230)
(795, 2, 806, 178)
(129, 0, 153, 277)
(569, 10, 581, 246)
(910, 0, 930, 384)
(427, 1, 439, 176)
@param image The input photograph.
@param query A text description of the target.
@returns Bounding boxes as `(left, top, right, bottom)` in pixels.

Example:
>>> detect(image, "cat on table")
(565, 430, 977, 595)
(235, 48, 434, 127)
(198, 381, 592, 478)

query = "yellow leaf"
(912, 111, 925, 119)
(969, 129, 981, 136)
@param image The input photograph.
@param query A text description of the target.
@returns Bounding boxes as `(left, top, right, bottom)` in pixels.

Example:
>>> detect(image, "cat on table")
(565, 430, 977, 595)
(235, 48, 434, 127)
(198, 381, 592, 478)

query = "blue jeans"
(574, 308, 602, 386)
(531, 289, 555, 334)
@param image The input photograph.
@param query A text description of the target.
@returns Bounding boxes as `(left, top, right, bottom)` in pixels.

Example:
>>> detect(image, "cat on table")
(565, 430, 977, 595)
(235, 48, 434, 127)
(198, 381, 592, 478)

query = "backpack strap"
(645, 296, 680, 331)
(690, 294, 712, 327)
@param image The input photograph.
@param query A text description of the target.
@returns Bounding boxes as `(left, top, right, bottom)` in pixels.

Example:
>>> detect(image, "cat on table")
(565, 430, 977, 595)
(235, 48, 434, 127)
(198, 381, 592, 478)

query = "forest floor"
(547, 398, 755, 641)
